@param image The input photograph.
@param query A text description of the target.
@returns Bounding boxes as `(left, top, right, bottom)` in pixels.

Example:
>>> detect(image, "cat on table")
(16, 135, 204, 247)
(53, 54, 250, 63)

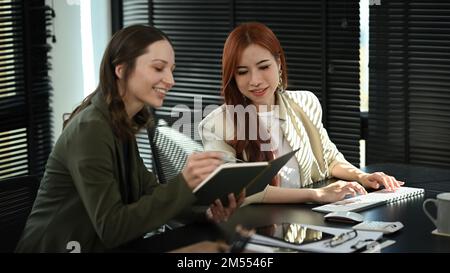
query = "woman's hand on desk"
(206, 190, 246, 223)
(358, 172, 404, 191)
(314, 181, 367, 203)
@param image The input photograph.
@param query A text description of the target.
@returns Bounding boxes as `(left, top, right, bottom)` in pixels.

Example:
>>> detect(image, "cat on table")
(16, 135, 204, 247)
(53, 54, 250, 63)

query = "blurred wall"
(48, 0, 110, 143)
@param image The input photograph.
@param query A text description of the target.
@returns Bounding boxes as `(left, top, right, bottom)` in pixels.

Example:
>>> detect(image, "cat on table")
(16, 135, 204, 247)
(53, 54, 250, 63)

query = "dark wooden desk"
(362, 163, 450, 194)
(219, 191, 450, 253)
(147, 164, 450, 253)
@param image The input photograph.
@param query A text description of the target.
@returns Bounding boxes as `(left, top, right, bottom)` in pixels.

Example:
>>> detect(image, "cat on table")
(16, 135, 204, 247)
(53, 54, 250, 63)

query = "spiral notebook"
(312, 186, 425, 213)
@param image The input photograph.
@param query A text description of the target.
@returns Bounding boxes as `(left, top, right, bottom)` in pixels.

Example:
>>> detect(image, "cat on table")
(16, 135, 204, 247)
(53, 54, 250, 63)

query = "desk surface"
(362, 163, 450, 194)
(150, 163, 450, 253)
(220, 192, 450, 253)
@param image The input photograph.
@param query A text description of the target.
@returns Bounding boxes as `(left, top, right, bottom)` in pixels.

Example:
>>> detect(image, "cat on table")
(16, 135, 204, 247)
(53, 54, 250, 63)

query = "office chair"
(146, 111, 203, 232)
(0, 175, 40, 252)
(147, 112, 203, 185)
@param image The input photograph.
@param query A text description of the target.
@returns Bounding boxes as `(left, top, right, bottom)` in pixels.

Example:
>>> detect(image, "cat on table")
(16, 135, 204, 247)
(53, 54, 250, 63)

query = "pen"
(222, 154, 245, 163)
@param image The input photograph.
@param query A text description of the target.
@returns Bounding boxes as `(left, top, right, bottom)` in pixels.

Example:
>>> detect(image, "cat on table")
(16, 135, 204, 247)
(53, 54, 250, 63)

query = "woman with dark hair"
(16, 25, 243, 252)
(199, 22, 403, 205)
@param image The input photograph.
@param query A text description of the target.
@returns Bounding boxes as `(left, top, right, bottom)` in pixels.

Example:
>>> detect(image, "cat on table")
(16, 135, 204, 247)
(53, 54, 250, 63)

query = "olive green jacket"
(16, 91, 197, 252)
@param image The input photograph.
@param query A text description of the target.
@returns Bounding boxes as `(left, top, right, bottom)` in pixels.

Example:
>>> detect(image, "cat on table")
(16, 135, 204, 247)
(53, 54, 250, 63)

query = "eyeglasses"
(325, 230, 358, 248)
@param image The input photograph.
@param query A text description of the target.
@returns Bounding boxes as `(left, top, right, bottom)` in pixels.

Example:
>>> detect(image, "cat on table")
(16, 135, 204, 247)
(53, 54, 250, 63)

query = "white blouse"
(258, 110, 301, 188)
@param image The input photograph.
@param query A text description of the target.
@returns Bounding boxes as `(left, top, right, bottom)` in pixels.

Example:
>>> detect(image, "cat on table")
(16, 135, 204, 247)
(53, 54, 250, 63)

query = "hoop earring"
(277, 70, 285, 93)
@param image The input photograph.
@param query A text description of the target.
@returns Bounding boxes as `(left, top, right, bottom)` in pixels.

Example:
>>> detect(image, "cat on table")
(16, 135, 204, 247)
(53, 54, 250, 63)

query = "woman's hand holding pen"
(182, 151, 245, 223)
(181, 151, 225, 190)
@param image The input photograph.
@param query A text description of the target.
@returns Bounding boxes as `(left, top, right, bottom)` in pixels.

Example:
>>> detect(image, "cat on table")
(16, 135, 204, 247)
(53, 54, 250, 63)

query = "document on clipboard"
(249, 223, 383, 253)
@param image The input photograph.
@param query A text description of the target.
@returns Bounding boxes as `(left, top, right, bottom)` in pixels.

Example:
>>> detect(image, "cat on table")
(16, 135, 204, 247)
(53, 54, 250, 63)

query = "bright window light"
(360, 0, 369, 113)
(360, 0, 369, 167)
(80, 0, 95, 97)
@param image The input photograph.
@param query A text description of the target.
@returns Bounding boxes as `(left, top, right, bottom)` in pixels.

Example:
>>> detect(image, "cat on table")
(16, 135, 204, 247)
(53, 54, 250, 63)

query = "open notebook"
(312, 186, 424, 213)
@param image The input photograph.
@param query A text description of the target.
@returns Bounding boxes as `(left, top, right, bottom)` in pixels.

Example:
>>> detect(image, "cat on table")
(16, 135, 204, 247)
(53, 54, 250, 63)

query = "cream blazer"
(198, 90, 349, 203)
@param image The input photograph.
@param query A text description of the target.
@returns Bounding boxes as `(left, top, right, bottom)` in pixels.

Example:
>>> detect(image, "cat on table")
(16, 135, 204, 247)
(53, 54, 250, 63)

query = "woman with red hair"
(199, 22, 403, 205)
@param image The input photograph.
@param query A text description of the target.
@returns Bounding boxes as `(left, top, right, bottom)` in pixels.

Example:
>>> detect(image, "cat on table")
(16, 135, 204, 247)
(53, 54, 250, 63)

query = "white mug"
(423, 192, 450, 235)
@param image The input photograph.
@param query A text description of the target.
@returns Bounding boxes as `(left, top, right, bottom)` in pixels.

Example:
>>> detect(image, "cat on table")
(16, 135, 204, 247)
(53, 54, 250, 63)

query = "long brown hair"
(222, 22, 288, 173)
(63, 24, 172, 141)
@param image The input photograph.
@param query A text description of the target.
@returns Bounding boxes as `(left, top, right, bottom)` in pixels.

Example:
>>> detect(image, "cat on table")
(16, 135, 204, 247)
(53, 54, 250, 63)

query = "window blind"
(368, 1, 450, 167)
(0, 0, 53, 179)
(150, 0, 230, 125)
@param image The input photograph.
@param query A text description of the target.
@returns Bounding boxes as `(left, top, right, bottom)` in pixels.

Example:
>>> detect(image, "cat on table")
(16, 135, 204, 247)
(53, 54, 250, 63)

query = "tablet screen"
(255, 223, 334, 246)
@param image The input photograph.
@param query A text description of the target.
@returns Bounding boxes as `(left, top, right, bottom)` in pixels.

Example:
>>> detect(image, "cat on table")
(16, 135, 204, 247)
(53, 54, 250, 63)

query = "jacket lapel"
(114, 139, 130, 203)
(278, 93, 309, 186)
(278, 92, 326, 186)
(92, 90, 130, 203)
(128, 139, 142, 199)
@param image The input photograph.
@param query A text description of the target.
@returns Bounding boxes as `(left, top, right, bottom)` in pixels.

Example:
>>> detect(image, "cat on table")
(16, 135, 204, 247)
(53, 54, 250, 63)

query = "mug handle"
(422, 198, 438, 227)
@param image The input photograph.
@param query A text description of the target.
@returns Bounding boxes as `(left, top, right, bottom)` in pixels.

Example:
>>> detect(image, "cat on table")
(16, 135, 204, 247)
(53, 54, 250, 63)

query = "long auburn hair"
(63, 24, 172, 141)
(222, 22, 288, 186)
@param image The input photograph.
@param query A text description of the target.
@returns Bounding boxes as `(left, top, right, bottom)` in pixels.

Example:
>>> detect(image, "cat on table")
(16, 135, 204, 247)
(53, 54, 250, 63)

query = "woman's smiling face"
(234, 44, 280, 109)
(118, 39, 176, 117)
